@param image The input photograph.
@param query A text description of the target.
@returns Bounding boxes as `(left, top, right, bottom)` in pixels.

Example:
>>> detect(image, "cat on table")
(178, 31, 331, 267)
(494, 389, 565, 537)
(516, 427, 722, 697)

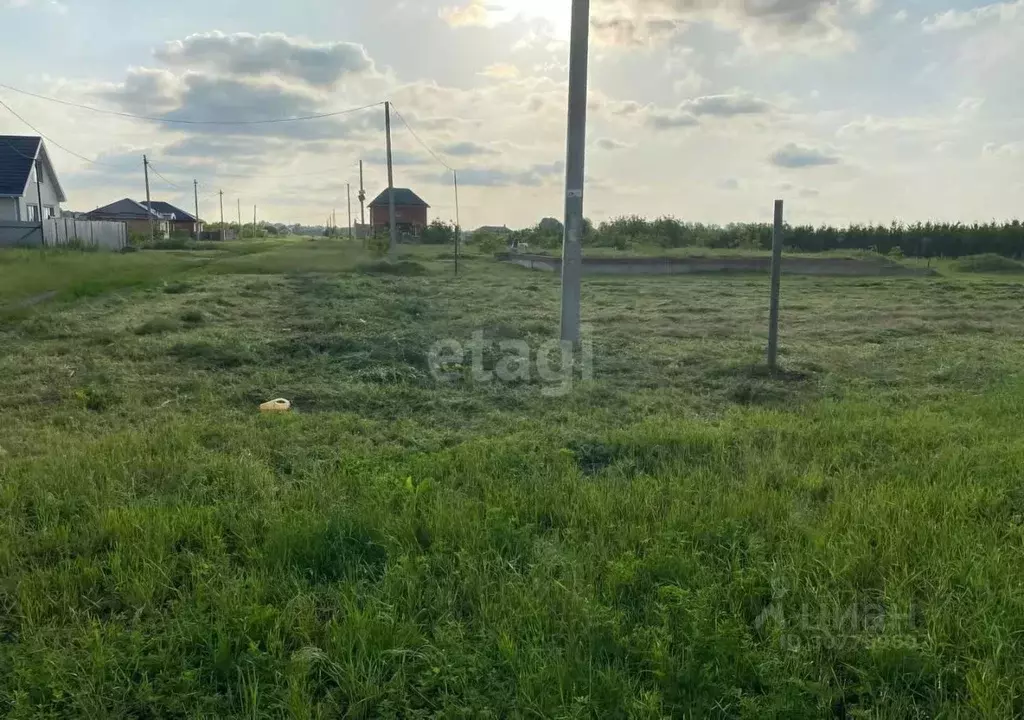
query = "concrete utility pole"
(767, 200, 785, 372)
(253, 205, 257, 238)
(384, 101, 398, 261)
(237, 198, 242, 238)
(453, 169, 461, 276)
(193, 180, 200, 241)
(559, 0, 591, 343)
(219, 190, 225, 242)
(347, 183, 353, 240)
(143, 155, 154, 244)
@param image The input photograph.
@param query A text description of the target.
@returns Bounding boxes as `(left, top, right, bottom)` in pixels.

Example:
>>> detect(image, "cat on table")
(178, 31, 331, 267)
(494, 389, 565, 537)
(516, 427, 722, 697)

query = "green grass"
(952, 254, 1024, 274)
(1, 241, 1024, 717)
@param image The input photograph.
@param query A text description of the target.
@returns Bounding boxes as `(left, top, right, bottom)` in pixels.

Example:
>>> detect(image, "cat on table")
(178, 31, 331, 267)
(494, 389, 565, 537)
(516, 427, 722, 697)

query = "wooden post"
(193, 180, 200, 241)
(35, 158, 44, 246)
(767, 199, 784, 372)
(144, 155, 154, 245)
(385, 101, 398, 261)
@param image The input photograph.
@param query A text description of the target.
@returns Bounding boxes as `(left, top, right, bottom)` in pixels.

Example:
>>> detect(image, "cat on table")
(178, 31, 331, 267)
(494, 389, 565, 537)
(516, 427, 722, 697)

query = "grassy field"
(2, 237, 1023, 718)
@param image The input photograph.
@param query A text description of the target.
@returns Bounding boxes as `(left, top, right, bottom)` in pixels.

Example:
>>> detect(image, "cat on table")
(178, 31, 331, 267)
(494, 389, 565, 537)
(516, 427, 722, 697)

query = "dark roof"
(0, 136, 41, 197)
(368, 188, 429, 208)
(87, 198, 159, 220)
(141, 201, 197, 222)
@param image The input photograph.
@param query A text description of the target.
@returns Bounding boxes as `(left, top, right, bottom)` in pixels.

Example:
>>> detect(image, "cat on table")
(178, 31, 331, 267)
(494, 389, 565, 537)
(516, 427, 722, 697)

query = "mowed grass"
(1, 241, 1024, 717)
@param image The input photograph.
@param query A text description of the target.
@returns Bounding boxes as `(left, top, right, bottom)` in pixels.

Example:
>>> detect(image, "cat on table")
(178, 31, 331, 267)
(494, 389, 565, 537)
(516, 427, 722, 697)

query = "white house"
(0, 135, 67, 222)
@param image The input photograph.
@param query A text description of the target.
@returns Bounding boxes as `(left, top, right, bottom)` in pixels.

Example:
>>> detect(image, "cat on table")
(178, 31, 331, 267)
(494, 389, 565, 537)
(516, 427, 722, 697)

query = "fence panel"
(40, 218, 126, 250)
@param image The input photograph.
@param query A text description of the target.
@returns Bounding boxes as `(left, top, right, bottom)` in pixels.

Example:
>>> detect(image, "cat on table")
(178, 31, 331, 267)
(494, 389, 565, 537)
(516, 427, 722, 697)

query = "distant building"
(141, 201, 201, 236)
(369, 188, 429, 237)
(87, 199, 203, 238)
(87, 199, 171, 238)
(0, 135, 67, 222)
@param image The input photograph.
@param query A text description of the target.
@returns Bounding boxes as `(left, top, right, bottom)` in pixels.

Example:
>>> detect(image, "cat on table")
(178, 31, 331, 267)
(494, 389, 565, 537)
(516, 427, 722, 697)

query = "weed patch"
(134, 317, 178, 335)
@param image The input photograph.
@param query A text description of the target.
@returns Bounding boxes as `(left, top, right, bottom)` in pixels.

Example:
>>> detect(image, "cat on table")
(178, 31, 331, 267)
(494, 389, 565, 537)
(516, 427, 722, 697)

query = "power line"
(0, 83, 384, 125)
(0, 137, 38, 161)
(146, 163, 183, 190)
(0, 96, 119, 167)
(389, 103, 455, 172)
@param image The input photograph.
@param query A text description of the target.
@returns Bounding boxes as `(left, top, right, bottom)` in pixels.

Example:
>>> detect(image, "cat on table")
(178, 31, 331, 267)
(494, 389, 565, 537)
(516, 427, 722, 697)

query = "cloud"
(154, 32, 374, 87)
(643, 91, 772, 130)
(96, 67, 183, 115)
(439, 0, 855, 52)
(891, 8, 908, 22)
(5, 0, 66, 13)
(983, 141, 1024, 157)
(160, 135, 277, 164)
(922, 0, 1022, 31)
(770, 142, 841, 168)
(719, 178, 740, 190)
(427, 160, 564, 187)
(595, 137, 630, 151)
(439, 0, 494, 27)
(590, 15, 685, 45)
(362, 148, 434, 166)
(680, 92, 773, 117)
(853, 0, 878, 15)
(99, 68, 380, 141)
(589, 0, 856, 52)
(441, 141, 499, 157)
(799, 187, 821, 198)
(480, 63, 520, 79)
(647, 109, 700, 129)
(837, 99, 983, 137)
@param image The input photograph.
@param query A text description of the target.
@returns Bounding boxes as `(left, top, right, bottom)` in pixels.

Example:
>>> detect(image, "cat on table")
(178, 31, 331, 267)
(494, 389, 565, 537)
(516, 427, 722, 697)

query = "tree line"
(423, 217, 1024, 259)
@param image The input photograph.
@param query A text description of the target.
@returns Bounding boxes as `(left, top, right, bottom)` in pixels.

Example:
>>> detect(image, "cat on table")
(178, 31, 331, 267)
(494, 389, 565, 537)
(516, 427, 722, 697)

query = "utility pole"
(253, 205, 257, 238)
(384, 101, 398, 261)
(347, 183, 353, 240)
(453, 169, 461, 276)
(219, 190, 225, 242)
(358, 159, 366, 229)
(193, 180, 200, 241)
(559, 0, 591, 344)
(767, 200, 785, 372)
(35, 156, 44, 243)
(237, 198, 242, 238)
(143, 155, 154, 244)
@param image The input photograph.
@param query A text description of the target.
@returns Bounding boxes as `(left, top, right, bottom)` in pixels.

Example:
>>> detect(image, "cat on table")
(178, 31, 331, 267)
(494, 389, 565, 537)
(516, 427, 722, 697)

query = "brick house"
(369, 188, 429, 237)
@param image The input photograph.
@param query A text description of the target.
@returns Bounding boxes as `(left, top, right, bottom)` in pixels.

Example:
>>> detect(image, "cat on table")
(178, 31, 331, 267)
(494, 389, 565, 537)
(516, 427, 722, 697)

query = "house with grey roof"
(86, 199, 173, 239)
(0, 136, 67, 222)
(141, 201, 201, 235)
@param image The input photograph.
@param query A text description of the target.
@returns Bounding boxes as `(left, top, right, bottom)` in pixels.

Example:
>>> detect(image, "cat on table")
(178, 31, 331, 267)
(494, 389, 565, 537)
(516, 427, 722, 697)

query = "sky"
(0, 0, 1021, 228)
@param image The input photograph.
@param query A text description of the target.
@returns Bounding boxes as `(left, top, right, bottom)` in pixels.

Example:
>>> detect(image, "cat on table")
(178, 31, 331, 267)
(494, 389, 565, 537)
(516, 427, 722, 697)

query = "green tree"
(421, 220, 457, 245)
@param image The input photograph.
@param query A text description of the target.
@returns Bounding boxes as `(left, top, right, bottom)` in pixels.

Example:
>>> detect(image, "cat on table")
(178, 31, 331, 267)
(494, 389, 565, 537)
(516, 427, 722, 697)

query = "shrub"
(953, 254, 1024, 273)
(421, 220, 457, 245)
(357, 260, 428, 276)
(368, 234, 390, 258)
(473, 232, 507, 255)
